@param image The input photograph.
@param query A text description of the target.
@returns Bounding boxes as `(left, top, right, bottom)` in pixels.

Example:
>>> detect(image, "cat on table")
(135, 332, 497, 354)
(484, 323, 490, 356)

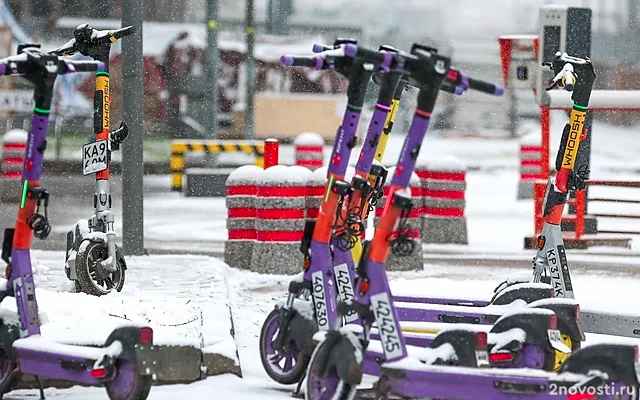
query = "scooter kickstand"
(290, 375, 305, 398)
(34, 375, 45, 399)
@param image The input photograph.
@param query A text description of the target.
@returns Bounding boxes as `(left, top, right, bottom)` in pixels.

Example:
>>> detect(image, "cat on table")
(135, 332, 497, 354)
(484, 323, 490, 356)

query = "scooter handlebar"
(112, 26, 136, 40)
(64, 60, 105, 72)
(0, 57, 104, 76)
(446, 69, 504, 96)
(280, 54, 324, 69)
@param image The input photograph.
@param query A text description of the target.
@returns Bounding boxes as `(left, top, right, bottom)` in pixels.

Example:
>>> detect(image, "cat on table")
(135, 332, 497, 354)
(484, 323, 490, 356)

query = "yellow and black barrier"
(170, 140, 265, 191)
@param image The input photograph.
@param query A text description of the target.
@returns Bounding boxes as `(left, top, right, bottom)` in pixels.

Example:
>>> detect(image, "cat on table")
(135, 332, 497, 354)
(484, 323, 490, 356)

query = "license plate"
(82, 140, 109, 175)
(547, 329, 570, 353)
(475, 350, 489, 367)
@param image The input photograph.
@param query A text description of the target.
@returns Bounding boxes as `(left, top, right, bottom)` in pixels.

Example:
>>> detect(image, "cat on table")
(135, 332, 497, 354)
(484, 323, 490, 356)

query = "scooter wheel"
(75, 240, 126, 296)
(259, 308, 309, 384)
(305, 338, 357, 400)
(105, 360, 152, 400)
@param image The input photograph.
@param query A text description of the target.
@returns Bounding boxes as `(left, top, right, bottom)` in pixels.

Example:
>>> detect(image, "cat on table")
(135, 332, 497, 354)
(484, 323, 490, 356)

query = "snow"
(308, 166, 328, 185)
(288, 165, 313, 181)
(519, 131, 540, 146)
(226, 165, 264, 183)
(293, 132, 324, 146)
(260, 165, 305, 185)
(488, 328, 527, 351)
(14, 336, 123, 362)
(415, 154, 467, 172)
(2, 128, 27, 144)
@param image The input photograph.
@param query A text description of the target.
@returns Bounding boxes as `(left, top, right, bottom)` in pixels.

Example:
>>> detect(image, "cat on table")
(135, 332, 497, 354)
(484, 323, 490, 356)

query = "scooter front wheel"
(75, 240, 126, 296)
(105, 360, 152, 400)
(305, 338, 357, 400)
(259, 308, 309, 384)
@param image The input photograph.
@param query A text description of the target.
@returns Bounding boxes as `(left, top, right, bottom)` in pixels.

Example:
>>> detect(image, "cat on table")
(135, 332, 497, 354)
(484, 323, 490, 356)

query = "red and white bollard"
(518, 131, 543, 199)
(0, 129, 28, 203)
(224, 164, 263, 269)
(417, 155, 468, 245)
(294, 132, 324, 170)
(250, 165, 306, 274)
(306, 166, 328, 222)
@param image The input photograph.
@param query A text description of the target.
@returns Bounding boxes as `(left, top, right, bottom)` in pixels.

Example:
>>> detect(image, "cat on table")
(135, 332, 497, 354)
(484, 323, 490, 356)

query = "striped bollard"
(294, 132, 324, 170)
(224, 165, 262, 269)
(306, 166, 328, 222)
(251, 165, 306, 274)
(0, 129, 28, 203)
(374, 167, 422, 271)
(417, 155, 468, 244)
(518, 131, 542, 199)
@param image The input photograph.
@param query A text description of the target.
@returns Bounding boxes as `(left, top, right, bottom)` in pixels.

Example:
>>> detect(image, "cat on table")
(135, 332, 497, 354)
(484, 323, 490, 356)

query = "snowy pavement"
(5, 254, 640, 399)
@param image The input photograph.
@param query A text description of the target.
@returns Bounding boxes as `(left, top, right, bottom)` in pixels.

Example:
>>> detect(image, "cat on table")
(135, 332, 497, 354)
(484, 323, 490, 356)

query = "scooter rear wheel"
(259, 308, 309, 384)
(105, 360, 152, 400)
(75, 240, 126, 296)
(305, 339, 357, 400)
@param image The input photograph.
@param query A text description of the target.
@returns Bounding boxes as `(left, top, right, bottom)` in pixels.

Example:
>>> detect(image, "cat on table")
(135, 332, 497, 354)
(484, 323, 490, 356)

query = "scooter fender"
(116, 246, 127, 271)
(0, 318, 20, 362)
(490, 309, 569, 354)
(274, 303, 318, 358)
(560, 343, 640, 388)
(427, 328, 485, 367)
(491, 282, 553, 306)
(65, 219, 91, 279)
(528, 298, 585, 343)
(315, 330, 363, 386)
(103, 326, 160, 376)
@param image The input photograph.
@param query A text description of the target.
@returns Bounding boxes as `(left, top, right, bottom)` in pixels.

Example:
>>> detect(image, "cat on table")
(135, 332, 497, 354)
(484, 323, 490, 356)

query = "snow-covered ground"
(6, 253, 640, 399)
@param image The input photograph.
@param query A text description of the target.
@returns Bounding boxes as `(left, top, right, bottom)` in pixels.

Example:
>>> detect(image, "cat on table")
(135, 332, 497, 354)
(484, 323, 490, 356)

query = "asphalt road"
(0, 173, 168, 252)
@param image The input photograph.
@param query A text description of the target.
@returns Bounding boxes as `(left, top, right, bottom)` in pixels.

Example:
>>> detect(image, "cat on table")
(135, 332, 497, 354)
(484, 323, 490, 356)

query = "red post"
(540, 106, 551, 180)
(575, 189, 586, 240)
(264, 138, 279, 169)
(533, 180, 546, 235)
(540, 106, 550, 180)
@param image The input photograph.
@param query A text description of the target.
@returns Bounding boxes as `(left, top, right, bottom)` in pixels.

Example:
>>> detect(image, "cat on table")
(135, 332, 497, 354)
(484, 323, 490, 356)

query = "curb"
(43, 159, 170, 175)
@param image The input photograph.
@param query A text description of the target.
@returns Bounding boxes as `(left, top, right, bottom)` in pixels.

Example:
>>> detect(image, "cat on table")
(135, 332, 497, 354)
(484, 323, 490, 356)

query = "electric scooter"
(261, 43, 579, 395)
(50, 24, 134, 296)
(389, 53, 613, 344)
(303, 44, 636, 400)
(0, 46, 157, 400)
(259, 41, 474, 386)
(259, 41, 393, 386)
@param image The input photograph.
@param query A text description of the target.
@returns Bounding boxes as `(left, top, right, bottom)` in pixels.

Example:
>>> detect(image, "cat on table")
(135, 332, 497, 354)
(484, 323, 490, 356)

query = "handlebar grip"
(113, 26, 135, 40)
(467, 77, 504, 96)
(281, 55, 323, 69)
(312, 43, 331, 53)
(65, 60, 105, 73)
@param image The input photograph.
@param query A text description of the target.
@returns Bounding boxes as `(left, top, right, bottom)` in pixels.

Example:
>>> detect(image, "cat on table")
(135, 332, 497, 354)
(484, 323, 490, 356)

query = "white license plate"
(475, 350, 489, 367)
(82, 140, 109, 175)
(547, 329, 570, 353)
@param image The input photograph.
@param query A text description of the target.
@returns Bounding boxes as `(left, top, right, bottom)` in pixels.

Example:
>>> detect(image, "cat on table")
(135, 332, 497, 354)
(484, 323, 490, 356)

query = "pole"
(121, 0, 145, 256)
(244, 0, 256, 139)
(206, 0, 219, 138)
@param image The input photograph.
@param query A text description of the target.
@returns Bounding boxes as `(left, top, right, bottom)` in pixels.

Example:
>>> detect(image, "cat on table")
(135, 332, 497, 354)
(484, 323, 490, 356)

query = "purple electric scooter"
(259, 41, 494, 389)
(303, 44, 597, 400)
(0, 46, 157, 400)
(259, 40, 394, 386)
